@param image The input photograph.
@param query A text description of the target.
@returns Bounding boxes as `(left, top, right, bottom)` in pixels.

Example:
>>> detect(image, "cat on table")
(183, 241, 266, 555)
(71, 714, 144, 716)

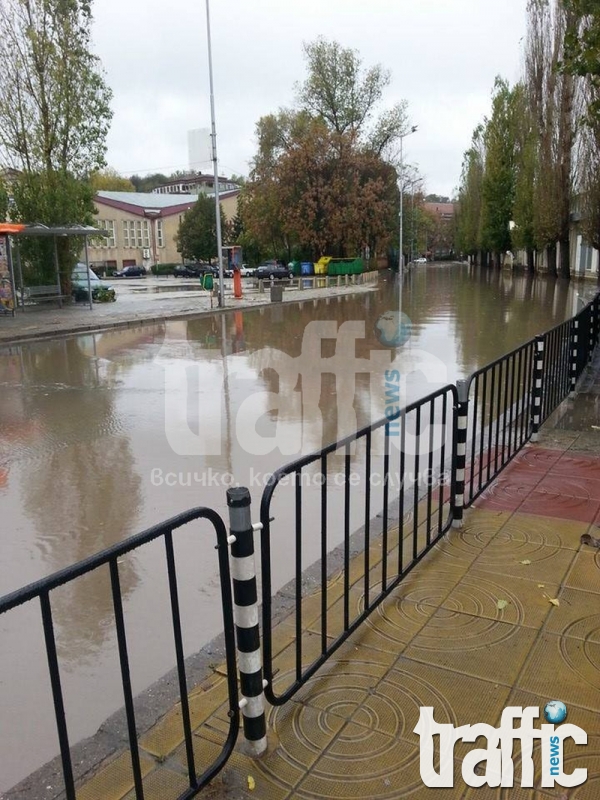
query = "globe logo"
(374, 310, 412, 348)
(544, 700, 567, 724)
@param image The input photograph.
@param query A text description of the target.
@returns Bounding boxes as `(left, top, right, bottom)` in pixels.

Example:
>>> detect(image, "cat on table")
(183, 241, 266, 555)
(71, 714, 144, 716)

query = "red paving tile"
(519, 490, 600, 524)
(512, 446, 563, 470)
(536, 474, 600, 501)
(555, 452, 600, 481)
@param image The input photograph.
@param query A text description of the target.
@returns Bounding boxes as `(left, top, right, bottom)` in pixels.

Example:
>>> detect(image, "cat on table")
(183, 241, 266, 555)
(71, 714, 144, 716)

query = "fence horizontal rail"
(260, 384, 457, 706)
(0, 508, 239, 800)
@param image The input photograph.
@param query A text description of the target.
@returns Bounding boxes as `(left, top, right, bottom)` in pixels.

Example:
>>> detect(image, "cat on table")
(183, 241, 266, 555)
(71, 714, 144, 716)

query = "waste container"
(301, 262, 314, 275)
(270, 284, 283, 302)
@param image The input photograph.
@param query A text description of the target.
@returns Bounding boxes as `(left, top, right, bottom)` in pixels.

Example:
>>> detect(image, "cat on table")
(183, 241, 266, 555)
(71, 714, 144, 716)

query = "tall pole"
(399, 135, 404, 281)
(205, 0, 225, 308)
(398, 125, 417, 314)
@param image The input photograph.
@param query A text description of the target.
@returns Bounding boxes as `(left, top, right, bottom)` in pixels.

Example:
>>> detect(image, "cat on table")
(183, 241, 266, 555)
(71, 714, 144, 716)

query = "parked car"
(254, 264, 294, 280)
(113, 265, 146, 278)
(414, 257, 427, 264)
(71, 264, 116, 302)
(239, 264, 256, 277)
(173, 264, 204, 278)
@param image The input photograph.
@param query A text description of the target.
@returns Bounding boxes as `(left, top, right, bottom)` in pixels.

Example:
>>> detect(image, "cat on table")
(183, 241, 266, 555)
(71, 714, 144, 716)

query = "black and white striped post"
(590, 298, 599, 360)
(226, 487, 268, 756)
(531, 334, 545, 443)
(452, 379, 469, 529)
(570, 318, 580, 394)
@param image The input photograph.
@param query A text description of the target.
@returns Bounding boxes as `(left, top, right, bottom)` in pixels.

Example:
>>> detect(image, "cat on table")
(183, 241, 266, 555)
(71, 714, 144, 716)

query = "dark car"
(173, 265, 201, 277)
(114, 265, 146, 278)
(254, 264, 293, 280)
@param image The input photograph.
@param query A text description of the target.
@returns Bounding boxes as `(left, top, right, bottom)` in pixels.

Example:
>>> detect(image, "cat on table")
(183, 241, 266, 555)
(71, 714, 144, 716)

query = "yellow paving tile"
(139, 674, 230, 759)
(543, 586, 600, 642)
(295, 722, 422, 798)
(496, 513, 590, 551)
(121, 766, 189, 800)
(517, 632, 600, 712)
(441, 567, 560, 630)
(471, 537, 577, 584)
(171, 728, 231, 775)
(403, 608, 538, 686)
(564, 549, 600, 594)
(76, 752, 154, 800)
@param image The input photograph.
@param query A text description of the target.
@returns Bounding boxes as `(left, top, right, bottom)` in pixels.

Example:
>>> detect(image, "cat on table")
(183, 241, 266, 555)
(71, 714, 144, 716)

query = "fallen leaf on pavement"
(543, 594, 560, 607)
(247, 776, 256, 791)
(519, 559, 532, 565)
(496, 599, 509, 610)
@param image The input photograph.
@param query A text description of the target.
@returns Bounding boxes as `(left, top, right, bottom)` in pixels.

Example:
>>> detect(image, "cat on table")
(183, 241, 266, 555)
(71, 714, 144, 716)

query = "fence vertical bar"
(530, 334, 545, 442)
(591, 298, 598, 360)
(452, 380, 469, 529)
(570, 318, 579, 394)
(227, 487, 267, 757)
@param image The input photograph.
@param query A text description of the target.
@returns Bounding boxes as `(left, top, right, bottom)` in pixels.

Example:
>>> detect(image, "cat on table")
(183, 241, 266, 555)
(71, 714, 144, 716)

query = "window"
(123, 220, 130, 247)
(142, 220, 150, 248)
(98, 220, 116, 247)
(135, 220, 143, 247)
(157, 220, 164, 247)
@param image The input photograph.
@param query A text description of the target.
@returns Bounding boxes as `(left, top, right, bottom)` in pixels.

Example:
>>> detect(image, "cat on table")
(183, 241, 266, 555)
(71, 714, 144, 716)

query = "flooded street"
(0, 264, 587, 790)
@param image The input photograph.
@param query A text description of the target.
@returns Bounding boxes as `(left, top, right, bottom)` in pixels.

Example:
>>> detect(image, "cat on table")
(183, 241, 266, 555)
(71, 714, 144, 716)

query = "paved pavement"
(0, 275, 379, 346)
(72, 351, 600, 800)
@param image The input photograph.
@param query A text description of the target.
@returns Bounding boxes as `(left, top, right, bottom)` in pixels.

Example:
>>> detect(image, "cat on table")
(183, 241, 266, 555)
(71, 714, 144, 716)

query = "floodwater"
(0, 264, 589, 791)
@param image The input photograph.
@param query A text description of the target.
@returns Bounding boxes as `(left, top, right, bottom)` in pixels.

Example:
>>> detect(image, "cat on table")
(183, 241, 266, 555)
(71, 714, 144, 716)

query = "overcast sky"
(91, 0, 528, 198)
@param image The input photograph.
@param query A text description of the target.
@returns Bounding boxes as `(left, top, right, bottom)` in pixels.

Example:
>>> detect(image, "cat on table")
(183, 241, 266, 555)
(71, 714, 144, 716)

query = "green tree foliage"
(242, 40, 407, 260)
(90, 168, 135, 192)
(129, 173, 169, 193)
(0, 0, 113, 287)
(175, 194, 226, 262)
(456, 125, 485, 260)
(562, 0, 600, 122)
(481, 78, 519, 265)
(0, 180, 8, 221)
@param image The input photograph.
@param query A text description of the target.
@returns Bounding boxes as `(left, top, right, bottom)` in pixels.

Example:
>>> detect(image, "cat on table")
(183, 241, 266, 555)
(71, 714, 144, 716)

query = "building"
(151, 173, 239, 196)
(87, 190, 239, 270)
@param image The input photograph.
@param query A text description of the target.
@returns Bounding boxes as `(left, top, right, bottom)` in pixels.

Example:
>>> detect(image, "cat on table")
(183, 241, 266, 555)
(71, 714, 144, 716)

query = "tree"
(129, 173, 169, 193)
(562, 0, 600, 123)
(297, 38, 408, 160)
(90, 168, 134, 192)
(481, 78, 519, 267)
(242, 40, 407, 261)
(175, 194, 226, 262)
(456, 125, 486, 263)
(0, 0, 112, 287)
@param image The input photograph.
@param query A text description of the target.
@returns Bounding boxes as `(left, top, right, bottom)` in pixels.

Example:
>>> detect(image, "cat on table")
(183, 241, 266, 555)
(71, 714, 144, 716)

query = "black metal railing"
(260, 385, 457, 705)
(0, 508, 239, 800)
(259, 291, 600, 704)
(541, 318, 573, 421)
(464, 339, 535, 504)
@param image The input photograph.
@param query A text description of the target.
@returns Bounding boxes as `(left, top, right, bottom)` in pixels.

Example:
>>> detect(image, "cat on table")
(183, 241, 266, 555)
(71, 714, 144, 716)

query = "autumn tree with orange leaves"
(240, 39, 410, 262)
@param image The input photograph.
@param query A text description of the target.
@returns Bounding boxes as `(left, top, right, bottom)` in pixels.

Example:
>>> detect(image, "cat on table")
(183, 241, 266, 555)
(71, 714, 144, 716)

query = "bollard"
(226, 487, 268, 756)
(452, 379, 469, 529)
(570, 318, 579, 394)
(530, 334, 545, 442)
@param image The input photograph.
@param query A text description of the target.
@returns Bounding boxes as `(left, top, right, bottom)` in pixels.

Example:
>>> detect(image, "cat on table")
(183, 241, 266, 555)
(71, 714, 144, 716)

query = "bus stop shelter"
(0, 223, 108, 316)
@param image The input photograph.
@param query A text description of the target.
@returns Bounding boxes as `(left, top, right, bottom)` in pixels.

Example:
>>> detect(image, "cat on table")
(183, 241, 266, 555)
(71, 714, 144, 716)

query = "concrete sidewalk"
(0, 278, 379, 347)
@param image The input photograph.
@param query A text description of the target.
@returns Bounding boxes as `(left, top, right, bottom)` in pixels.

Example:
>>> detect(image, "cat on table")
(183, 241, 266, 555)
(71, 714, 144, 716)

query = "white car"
(239, 264, 256, 277)
(414, 257, 427, 264)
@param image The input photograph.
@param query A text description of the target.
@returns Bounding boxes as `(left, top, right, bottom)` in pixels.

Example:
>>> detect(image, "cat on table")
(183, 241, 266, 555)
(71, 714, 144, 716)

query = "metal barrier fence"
(259, 291, 600, 703)
(463, 339, 536, 505)
(259, 385, 457, 705)
(0, 508, 239, 800)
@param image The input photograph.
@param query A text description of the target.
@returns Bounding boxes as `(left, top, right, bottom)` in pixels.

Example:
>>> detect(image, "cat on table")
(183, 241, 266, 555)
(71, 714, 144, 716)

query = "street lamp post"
(399, 126, 418, 278)
(205, 0, 225, 308)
